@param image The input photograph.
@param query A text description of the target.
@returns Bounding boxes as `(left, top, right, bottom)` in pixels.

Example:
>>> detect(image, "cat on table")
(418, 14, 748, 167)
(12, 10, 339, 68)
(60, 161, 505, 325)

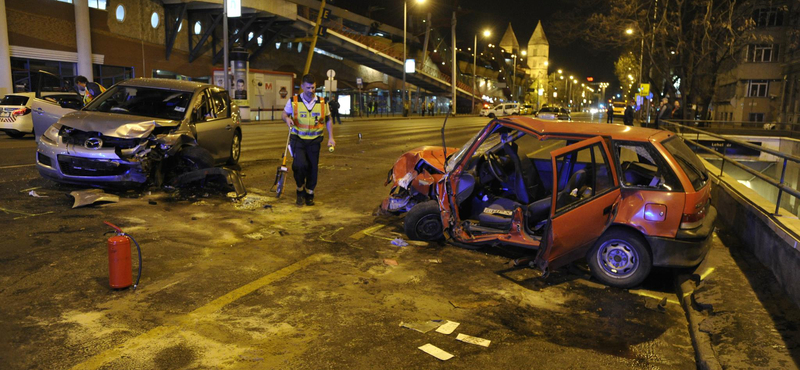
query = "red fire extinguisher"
(104, 221, 142, 290)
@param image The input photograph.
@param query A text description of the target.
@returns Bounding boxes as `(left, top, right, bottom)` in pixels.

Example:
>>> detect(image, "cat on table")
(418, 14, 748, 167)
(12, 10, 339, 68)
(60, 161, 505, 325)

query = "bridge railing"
(665, 119, 800, 139)
(663, 119, 800, 217)
(319, 19, 476, 96)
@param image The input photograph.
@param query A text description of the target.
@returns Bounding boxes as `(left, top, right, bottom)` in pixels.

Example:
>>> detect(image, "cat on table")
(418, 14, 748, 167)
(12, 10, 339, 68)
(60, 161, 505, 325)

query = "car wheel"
(227, 129, 242, 165)
(587, 229, 651, 288)
(404, 200, 444, 241)
(4, 130, 25, 139)
(488, 113, 496, 118)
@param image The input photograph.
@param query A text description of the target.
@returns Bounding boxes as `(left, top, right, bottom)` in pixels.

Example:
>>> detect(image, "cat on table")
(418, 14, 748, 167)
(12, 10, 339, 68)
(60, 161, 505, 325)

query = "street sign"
(326, 69, 336, 79)
(318, 27, 328, 37)
(404, 59, 415, 73)
(356, 77, 363, 89)
(227, 0, 241, 17)
(322, 9, 331, 20)
(324, 79, 338, 92)
(640, 83, 650, 95)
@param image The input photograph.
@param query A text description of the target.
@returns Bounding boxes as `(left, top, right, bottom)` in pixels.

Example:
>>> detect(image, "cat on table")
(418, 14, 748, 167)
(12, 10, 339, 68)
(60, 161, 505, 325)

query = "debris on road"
(235, 194, 271, 210)
(148, 200, 158, 205)
(449, 299, 501, 309)
(400, 320, 441, 333)
(456, 333, 491, 347)
(390, 238, 409, 247)
(435, 320, 460, 334)
(70, 189, 120, 208)
(427, 258, 442, 264)
(174, 167, 247, 199)
(383, 258, 399, 266)
(28, 190, 48, 198)
(418, 343, 453, 361)
(244, 233, 264, 240)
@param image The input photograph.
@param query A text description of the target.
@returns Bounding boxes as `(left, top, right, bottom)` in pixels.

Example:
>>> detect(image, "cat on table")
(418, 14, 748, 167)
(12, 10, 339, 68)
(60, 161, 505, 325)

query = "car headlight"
(41, 125, 61, 144)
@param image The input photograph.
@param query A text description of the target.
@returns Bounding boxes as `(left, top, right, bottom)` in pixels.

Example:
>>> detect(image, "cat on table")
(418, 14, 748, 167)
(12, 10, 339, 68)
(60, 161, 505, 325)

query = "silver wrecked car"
(36, 78, 242, 187)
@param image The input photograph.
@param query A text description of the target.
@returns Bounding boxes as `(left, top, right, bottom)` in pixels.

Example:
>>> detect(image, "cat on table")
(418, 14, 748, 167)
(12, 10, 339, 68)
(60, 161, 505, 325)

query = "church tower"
(499, 23, 519, 55)
(527, 21, 549, 103)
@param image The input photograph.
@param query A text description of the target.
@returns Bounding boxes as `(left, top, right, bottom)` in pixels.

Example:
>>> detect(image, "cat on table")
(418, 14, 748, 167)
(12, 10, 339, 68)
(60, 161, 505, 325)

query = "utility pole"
(303, 0, 327, 76)
(223, 0, 229, 93)
(451, 11, 456, 115)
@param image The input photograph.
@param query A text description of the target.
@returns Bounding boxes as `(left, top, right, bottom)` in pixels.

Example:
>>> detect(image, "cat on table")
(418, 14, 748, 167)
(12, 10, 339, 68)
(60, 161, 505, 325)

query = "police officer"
(74, 76, 105, 106)
(281, 74, 336, 206)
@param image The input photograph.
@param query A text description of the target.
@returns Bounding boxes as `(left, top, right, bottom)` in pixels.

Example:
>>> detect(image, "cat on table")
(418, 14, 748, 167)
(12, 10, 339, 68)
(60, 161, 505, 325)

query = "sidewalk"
(242, 113, 474, 125)
(677, 228, 800, 369)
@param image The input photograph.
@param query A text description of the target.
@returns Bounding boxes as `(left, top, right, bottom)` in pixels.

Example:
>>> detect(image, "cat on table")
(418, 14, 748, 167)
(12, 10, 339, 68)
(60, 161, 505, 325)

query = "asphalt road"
(0, 114, 695, 369)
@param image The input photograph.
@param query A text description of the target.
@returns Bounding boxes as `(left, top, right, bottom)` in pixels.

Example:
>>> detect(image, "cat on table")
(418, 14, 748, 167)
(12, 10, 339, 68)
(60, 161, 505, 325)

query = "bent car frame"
(36, 78, 242, 188)
(382, 117, 716, 288)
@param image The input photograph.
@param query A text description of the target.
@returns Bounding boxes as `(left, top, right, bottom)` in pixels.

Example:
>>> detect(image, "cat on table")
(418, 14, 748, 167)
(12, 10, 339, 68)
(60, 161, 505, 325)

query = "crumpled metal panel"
(58, 111, 179, 138)
(70, 189, 120, 208)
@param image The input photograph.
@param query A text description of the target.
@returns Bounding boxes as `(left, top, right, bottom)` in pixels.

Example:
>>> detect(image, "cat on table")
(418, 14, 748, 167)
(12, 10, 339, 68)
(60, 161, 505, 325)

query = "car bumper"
(647, 206, 717, 268)
(36, 136, 149, 187)
(0, 115, 32, 133)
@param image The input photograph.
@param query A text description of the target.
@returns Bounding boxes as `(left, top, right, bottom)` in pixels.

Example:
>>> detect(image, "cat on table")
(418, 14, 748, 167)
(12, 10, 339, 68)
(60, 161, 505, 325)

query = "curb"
(675, 267, 722, 370)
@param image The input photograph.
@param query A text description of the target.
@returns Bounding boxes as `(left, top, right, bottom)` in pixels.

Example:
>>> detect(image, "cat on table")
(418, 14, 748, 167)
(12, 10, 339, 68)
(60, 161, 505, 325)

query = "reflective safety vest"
(291, 94, 326, 139)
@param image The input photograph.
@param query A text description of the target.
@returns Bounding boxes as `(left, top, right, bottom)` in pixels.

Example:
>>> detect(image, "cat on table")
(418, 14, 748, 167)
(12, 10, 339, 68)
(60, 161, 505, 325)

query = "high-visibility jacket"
(291, 94, 326, 139)
(83, 82, 106, 105)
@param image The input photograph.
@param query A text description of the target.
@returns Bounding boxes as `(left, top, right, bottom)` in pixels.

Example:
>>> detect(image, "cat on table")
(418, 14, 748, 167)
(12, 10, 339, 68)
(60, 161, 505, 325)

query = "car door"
(536, 136, 621, 272)
(31, 98, 76, 140)
(193, 89, 232, 160)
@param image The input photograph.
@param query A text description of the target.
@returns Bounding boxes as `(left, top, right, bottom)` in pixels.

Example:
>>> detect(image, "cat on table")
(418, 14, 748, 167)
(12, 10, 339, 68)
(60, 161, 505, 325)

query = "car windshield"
(446, 125, 489, 172)
(662, 136, 708, 191)
(1, 95, 29, 106)
(84, 86, 194, 121)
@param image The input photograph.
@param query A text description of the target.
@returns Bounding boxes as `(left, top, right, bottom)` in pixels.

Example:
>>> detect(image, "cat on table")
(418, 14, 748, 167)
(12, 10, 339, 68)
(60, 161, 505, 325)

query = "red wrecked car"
(381, 117, 716, 288)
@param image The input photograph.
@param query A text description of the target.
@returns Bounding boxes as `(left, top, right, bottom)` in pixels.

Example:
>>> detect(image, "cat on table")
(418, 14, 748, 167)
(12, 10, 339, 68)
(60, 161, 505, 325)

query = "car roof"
(496, 116, 674, 142)
(117, 78, 213, 92)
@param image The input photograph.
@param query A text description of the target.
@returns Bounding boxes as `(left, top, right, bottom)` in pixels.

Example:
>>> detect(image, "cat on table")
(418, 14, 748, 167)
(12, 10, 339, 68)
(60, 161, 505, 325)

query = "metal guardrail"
(663, 119, 800, 216)
(669, 119, 800, 139)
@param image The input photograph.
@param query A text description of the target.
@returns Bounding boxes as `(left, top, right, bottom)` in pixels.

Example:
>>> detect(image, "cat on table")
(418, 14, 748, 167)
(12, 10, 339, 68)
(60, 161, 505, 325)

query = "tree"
(551, 0, 764, 120)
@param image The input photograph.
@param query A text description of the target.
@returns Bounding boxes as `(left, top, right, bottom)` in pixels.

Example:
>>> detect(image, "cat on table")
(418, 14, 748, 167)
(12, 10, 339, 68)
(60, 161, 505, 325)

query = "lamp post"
(472, 29, 490, 114)
(626, 27, 645, 120)
(511, 54, 517, 102)
(403, 0, 425, 117)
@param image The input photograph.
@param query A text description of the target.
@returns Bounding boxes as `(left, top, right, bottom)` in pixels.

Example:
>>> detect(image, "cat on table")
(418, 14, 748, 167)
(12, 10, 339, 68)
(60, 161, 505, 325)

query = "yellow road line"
(698, 267, 715, 282)
(0, 163, 36, 170)
(71, 253, 327, 370)
(349, 224, 385, 240)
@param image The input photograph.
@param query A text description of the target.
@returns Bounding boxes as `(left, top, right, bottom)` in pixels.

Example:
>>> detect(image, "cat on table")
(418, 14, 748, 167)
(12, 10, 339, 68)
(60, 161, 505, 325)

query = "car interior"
(453, 125, 614, 241)
(615, 141, 683, 191)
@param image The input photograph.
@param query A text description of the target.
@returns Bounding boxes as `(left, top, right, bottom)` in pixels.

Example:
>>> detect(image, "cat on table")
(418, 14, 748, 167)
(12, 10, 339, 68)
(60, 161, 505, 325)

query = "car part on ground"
(70, 189, 120, 208)
(172, 167, 247, 199)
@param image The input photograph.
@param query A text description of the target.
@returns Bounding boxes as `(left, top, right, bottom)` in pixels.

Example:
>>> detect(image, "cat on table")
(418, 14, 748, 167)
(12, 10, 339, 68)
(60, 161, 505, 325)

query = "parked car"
(536, 107, 571, 121)
(0, 92, 82, 138)
(612, 101, 626, 117)
(520, 104, 535, 115)
(36, 78, 242, 187)
(480, 103, 519, 118)
(380, 117, 715, 288)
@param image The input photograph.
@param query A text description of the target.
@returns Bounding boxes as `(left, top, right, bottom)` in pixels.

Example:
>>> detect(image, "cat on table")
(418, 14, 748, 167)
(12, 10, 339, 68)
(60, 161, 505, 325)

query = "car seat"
(502, 141, 544, 204)
(526, 169, 588, 225)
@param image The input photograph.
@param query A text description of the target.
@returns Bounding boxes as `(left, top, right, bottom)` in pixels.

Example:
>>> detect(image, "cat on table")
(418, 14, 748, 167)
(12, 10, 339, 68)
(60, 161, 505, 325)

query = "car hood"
(57, 111, 181, 138)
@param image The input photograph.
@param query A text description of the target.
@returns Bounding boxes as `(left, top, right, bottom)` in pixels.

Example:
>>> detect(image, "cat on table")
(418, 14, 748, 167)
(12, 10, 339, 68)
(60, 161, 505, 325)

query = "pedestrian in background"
(606, 104, 614, 123)
(281, 74, 335, 207)
(428, 101, 434, 116)
(623, 102, 634, 126)
(329, 96, 342, 125)
(671, 100, 681, 119)
(655, 98, 670, 130)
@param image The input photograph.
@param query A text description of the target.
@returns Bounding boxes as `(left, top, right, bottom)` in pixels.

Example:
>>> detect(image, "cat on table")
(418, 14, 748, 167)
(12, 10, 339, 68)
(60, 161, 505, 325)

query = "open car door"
(536, 136, 621, 273)
(31, 71, 80, 140)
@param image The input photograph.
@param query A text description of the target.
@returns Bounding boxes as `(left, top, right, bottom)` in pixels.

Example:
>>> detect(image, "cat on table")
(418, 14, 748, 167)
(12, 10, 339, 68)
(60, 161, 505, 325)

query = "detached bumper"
(648, 206, 717, 268)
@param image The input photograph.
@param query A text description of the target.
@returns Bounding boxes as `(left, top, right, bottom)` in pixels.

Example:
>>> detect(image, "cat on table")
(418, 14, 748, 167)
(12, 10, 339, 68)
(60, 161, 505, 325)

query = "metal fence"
(662, 119, 800, 216)
(664, 119, 800, 139)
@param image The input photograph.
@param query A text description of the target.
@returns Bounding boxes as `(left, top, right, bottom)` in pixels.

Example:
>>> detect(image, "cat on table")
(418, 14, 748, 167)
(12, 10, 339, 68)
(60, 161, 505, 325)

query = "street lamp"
(625, 27, 644, 99)
(472, 29, 491, 113)
(511, 54, 517, 102)
(403, 0, 425, 117)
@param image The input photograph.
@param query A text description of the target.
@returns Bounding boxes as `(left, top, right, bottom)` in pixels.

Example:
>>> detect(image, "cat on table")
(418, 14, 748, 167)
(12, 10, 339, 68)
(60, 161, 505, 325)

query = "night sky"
(330, 0, 617, 88)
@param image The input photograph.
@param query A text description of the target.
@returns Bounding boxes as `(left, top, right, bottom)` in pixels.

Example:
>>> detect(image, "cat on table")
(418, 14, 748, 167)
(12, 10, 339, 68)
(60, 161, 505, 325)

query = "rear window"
(661, 137, 708, 191)
(1, 95, 29, 106)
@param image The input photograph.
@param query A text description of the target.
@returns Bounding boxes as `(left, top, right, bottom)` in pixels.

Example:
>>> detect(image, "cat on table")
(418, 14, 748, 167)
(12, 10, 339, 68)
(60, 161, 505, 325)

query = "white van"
(480, 103, 519, 118)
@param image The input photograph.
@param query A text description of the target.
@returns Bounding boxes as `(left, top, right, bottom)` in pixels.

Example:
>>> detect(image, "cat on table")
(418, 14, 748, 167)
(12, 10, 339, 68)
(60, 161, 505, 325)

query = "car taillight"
(680, 203, 707, 229)
(12, 107, 30, 116)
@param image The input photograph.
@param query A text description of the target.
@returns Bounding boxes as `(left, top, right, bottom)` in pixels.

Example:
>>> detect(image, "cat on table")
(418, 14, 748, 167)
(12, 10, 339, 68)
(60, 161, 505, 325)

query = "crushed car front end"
(36, 112, 191, 188)
(380, 146, 456, 214)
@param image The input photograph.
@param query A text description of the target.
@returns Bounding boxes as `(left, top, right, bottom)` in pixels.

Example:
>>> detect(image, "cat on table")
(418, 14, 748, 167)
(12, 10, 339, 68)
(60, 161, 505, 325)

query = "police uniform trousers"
(290, 135, 323, 191)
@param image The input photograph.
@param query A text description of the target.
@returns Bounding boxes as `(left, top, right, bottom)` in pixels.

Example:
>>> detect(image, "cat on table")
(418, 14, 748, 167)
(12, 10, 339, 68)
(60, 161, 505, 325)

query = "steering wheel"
(484, 152, 509, 183)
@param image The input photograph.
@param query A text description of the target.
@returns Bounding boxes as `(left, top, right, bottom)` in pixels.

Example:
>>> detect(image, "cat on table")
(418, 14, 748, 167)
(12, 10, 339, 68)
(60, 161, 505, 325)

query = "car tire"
(488, 113, 496, 118)
(227, 129, 242, 165)
(587, 229, 652, 289)
(5, 130, 26, 139)
(404, 200, 444, 241)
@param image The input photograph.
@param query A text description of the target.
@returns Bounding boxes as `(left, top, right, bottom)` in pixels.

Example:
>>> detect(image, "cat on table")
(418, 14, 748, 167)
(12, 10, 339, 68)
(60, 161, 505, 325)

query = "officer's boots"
(305, 189, 315, 206)
(296, 189, 305, 206)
